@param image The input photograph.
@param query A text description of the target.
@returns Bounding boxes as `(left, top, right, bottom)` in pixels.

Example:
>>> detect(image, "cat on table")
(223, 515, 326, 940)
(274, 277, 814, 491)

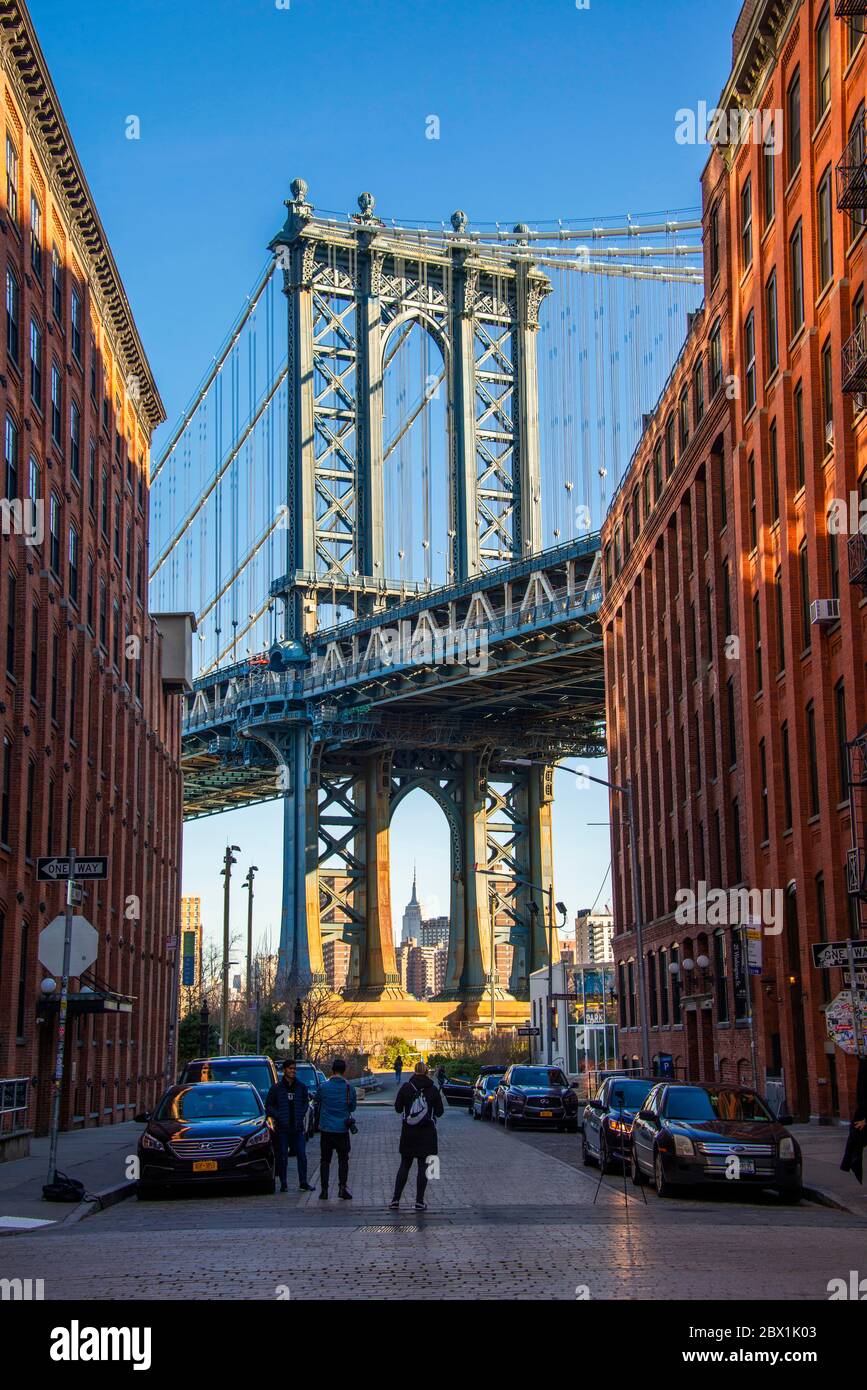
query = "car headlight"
(141, 1132, 164, 1151)
(778, 1136, 795, 1160)
(607, 1119, 630, 1134)
(673, 1134, 695, 1157)
(247, 1126, 272, 1149)
(509, 1091, 525, 1105)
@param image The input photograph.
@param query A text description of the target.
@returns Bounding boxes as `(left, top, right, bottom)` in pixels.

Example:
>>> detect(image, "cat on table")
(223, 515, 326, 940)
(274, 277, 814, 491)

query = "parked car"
(136, 1082, 275, 1197)
(629, 1082, 801, 1201)
(492, 1065, 579, 1131)
(178, 1055, 278, 1102)
(471, 1072, 505, 1120)
(582, 1076, 655, 1171)
(442, 1074, 475, 1107)
(293, 1061, 323, 1136)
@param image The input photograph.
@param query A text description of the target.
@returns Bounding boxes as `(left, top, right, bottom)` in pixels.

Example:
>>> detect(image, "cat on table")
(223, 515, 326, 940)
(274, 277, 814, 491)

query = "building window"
(806, 701, 820, 817)
(714, 932, 729, 1024)
(748, 452, 757, 549)
(70, 285, 82, 361)
(769, 418, 779, 522)
(679, 386, 690, 450)
(659, 948, 669, 1026)
(98, 579, 107, 648)
(790, 221, 804, 333)
(817, 168, 834, 290)
(100, 467, 109, 537)
(51, 245, 63, 321)
(30, 192, 42, 278)
(30, 602, 38, 698)
(50, 363, 62, 445)
(4, 412, 18, 499)
(744, 310, 756, 411)
(710, 319, 722, 396)
(648, 952, 659, 1028)
(670, 944, 682, 1024)
(781, 723, 793, 831)
(6, 132, 18, 226)
(763, 129, 775, 227)
(709, 202, 720, 283)
(665, 414, 675, 475)
(794, 382, 805, 489)
(759, 738, 769, 841)
(693, 356, 704, 423)
(727, 677, 737, 767)
(765, 269, 778, 376)
(6, 266, 19, 365)
(816, 6, 831, 123)
(113, 493, 121, 561)
(29, 318, 41, 408)
(848, 15, 866, 61)
(49, 493, 61, 574)
(653, 442, 662, 500)
(775, 565, 785, 673)
(835, 680, 849, 805)
(68, 524, 79, 606)
(0, 735, 10, 844)
(89, 332, 97, 399)
(716, 446, 727, 529)
(50, 630, 59, 721)
(829, 515, 840, 602)
(753, 590, 762, 693)
(70, 400, 81, 480)
(787, 69, 801, 181)
(112, 599, 120, 669)
(847, 105, 866, 242)
(723, 558, 732, 635)
(86, 553, 94, 630)
(88, 440, 96, 513)
(798, 539, 811, 651)
(741, 176, 753, 270)
(6, 570, 15, 676)
(732, 799, 743, 881)
(822, 338, 833, 451)
(25, 758, 35, 859)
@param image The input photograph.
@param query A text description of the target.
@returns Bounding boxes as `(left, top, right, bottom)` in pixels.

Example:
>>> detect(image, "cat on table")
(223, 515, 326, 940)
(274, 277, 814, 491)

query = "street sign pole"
(846, 938, 866, 1059)
(46, 848, 76, 1187)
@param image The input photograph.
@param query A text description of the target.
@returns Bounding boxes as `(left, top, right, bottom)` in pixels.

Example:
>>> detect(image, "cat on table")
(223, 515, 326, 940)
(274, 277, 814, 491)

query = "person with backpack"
(390, 1061, 444, 1211)
(317, 1057, 357, 1201)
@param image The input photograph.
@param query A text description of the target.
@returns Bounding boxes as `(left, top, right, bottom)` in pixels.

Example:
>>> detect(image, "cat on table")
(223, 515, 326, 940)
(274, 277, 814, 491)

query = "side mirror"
(777, 1113, 795, 1127)
(637, 1109, 655, 1122)
(134, 1111, 150, 1124)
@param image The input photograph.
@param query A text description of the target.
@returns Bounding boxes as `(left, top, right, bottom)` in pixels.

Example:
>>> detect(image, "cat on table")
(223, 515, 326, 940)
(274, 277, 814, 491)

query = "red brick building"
(601, 0, 867, 1121)
(0, 2, 185, 1147)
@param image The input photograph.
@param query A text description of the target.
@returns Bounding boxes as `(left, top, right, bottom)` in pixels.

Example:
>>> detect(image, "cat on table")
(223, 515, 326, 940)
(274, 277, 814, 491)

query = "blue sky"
(28, 0, 741, 956)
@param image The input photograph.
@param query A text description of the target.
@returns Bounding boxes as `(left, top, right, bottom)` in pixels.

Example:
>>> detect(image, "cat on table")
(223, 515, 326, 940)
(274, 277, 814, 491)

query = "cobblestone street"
(2, 1101, 865, 1301)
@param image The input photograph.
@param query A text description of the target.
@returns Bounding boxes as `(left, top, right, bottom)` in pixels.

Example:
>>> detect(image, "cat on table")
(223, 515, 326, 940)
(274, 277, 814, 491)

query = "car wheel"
(566, 1118, 579, 1133)
(777, 1186, 802, 1205)
(654, 1150, 674, 1198)
(630, 1148, 645, 1186)
(581, 1133, 595, 1166)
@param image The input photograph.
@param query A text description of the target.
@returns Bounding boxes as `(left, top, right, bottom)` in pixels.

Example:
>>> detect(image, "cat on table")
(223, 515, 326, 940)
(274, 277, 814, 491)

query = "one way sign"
(37, 856, 109, 882)
(811, 940, 867, 969)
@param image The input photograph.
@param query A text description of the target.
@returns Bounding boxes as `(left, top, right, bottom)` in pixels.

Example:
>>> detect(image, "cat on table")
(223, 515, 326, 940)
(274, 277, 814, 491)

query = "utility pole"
(220, 845, 240, 1055)
(46, 849, 76, 1186)
(243, 865, 258, 1007)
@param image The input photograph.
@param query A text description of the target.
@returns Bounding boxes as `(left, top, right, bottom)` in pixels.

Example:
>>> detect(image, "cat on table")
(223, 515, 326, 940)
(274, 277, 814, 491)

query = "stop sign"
(37, 915, 98, 978)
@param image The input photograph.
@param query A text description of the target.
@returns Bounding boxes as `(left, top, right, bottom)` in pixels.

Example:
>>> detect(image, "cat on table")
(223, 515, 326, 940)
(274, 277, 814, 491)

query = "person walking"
(394, 1054, 403, 1089)
(436, 1064, 446, 1092)
(265, 1059, 315, 1193)
(840, 1054, 867, 1184)
(318, 1057, 357, 1201)
(390, 1061, 444, 1212)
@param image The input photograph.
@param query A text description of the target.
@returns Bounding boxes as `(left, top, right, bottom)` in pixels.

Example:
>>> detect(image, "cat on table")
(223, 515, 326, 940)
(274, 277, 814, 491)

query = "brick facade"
(0, 2, 183, 1137)
(601, 0, 867, 1121)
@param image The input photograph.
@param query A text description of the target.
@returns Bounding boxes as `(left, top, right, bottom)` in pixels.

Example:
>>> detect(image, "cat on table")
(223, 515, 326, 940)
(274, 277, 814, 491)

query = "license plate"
(735, 1157, 755, 1175)
(193, 1160, 218, 1172)
(540, 1110, 553, 1118)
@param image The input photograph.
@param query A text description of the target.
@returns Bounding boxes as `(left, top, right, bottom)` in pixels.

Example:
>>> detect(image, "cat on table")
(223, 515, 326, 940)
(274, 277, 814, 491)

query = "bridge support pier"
(352, 753, 406, 1001)
(277, 724, 326, 995)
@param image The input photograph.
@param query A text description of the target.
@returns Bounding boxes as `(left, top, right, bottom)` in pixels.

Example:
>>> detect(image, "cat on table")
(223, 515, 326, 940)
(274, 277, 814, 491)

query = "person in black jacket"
(265, 1060, 315, 1194)
(840, 1055, 867, 1185)
(389, 1062, 444, 1211)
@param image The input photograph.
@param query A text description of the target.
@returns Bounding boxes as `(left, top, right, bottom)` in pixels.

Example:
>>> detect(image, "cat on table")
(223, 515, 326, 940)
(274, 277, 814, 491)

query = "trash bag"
(42, 1171, 87, 1203)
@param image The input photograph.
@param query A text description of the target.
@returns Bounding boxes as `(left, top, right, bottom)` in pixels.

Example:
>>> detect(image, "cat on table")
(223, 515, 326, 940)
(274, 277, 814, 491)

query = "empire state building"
(400, 866, 423, 943)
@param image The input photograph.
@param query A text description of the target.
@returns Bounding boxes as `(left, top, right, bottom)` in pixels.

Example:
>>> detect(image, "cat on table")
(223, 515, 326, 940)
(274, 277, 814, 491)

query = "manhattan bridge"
(149, 180, 703, 1031)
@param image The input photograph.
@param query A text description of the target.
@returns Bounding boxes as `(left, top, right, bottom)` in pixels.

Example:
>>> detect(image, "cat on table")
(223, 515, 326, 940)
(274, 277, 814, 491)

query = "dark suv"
(492, 1065, 579, 1131)
(179, 1056, 278, 1101)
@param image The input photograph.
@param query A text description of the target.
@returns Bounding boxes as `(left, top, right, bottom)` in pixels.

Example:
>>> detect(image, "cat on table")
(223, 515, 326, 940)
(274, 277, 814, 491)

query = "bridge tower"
(265, 181, 560, 1017)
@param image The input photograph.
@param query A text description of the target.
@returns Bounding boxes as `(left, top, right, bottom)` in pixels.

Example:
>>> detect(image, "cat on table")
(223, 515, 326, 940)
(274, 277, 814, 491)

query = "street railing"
(0, 1077, 30, 1136)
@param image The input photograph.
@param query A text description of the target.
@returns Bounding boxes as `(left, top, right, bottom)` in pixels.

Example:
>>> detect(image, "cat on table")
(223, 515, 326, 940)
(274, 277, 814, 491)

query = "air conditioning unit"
(810, 597, 840, 625)
(825, 419, 835, 449)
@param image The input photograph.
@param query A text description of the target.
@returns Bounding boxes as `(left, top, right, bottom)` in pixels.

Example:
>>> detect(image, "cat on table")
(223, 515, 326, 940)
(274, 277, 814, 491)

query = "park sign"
(37, 855, 108, 882)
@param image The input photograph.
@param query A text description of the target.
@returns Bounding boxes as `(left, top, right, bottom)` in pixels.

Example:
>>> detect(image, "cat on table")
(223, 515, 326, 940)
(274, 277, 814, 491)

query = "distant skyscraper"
(180, 897, 203, 993)
(401, 866, 424, 943)
(420, 915, 449, 948)
(323, 938, 352, 993)
(574, 910, 614, 964)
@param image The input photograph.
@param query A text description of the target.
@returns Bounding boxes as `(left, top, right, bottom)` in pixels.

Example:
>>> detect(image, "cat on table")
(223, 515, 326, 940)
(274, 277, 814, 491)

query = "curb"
(65, 1180, 137, 1225)
(802, 1183, 859, 1216)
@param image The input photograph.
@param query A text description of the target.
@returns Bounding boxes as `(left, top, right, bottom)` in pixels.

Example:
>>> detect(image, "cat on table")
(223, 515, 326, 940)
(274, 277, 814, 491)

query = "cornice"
(0, 1, 165, 434)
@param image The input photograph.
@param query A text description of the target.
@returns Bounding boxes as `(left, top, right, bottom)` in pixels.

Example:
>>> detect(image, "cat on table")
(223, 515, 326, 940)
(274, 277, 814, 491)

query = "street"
(3, 1080, 865, 1301)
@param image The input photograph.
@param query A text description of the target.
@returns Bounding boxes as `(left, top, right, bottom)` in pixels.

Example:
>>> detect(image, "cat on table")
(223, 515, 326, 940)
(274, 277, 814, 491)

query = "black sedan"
(492, 1065, 579, 1131)
(629, 1083, 802, 1201)
(582, 1076, 655, 1171)
(441, 1074, 475, 1107)
(136, 1082, 275, 1197)
(471, 1072, 505, 1120)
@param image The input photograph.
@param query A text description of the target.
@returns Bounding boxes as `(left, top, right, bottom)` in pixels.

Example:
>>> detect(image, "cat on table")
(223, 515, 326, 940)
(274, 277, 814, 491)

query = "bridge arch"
(389, 776, 463, 997)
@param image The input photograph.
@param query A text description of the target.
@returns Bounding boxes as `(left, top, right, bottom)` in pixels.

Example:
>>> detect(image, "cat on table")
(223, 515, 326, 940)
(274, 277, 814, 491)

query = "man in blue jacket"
(318, 1057, 357, 1201)
(265, 1060, 315, 1194)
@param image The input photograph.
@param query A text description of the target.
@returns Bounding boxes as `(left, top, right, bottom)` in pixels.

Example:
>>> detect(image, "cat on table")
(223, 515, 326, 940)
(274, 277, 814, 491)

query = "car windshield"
(482, 1076, 501, 1091)
(183, 1061, 273, 1096)
(606, 1080, 653, 1109)
(510, 1068, 567, 1087)
(158, 1086, 262, 1122)
(665, 1087, 774, 1122)
(292, 1066, 319, 1090)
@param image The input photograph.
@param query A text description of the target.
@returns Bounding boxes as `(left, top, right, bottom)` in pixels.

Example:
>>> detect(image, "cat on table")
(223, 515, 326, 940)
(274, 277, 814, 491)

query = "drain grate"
(355, 1223, 424, 1234)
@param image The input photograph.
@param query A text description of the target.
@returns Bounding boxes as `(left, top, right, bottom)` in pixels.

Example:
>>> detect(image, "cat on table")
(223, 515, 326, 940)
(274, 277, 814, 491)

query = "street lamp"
(220, 845, 240, 1056)
(503, 756, 652, 1075)
(242, 865, 259, 1008)
(293, 998, 304, 1060)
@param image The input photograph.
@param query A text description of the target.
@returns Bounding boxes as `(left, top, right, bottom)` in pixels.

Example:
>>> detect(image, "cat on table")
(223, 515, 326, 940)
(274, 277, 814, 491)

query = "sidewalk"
(0, 1122, 139, 1231)
(794, 1123, 867, 1217)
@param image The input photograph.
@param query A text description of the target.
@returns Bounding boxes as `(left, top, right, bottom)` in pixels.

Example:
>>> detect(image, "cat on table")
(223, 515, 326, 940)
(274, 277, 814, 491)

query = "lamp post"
(293, 998, 304, 1060)
(503, 758, 652, 1076)
(242, 865, 259, 1008)
(220, 844, 240, 1055)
